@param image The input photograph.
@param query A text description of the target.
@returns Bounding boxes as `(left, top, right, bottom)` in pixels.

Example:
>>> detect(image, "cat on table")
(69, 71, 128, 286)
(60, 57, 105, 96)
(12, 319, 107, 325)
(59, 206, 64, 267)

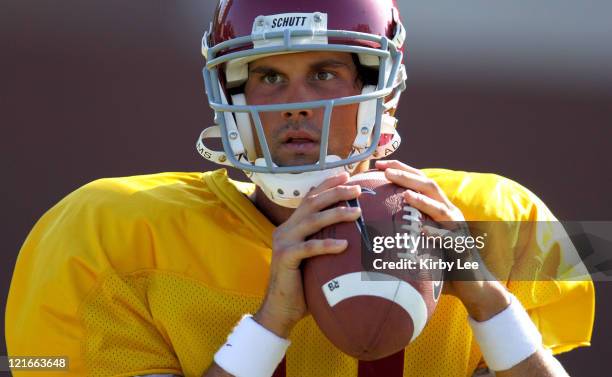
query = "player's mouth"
(280, 130, 320, 153)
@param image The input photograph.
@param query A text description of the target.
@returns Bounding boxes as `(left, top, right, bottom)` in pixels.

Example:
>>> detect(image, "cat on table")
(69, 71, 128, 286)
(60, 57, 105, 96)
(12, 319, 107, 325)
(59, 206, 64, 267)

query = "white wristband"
(468, 293, 542, 371)
(214, 315, 290, 377)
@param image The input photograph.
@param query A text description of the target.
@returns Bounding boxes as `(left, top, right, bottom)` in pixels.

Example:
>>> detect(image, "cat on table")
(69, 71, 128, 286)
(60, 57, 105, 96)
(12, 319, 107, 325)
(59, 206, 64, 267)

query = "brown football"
(303, 170, 444, 360)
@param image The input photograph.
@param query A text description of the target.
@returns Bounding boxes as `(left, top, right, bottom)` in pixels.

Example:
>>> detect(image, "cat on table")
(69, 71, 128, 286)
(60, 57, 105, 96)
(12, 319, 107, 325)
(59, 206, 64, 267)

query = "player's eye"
(314, 71, 336, 81)
(262, 73, 285, 85)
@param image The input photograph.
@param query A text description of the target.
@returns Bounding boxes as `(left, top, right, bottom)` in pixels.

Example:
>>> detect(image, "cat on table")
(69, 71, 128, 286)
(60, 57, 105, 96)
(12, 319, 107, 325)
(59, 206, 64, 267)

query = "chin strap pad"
(196, 126, 237, 166)
(354, 85, 378, 150)
(231, 94, 258, 162)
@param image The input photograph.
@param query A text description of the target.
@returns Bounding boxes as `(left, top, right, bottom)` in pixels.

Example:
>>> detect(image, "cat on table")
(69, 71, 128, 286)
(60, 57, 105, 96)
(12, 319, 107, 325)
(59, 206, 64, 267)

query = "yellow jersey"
(5, 168, 594, 376)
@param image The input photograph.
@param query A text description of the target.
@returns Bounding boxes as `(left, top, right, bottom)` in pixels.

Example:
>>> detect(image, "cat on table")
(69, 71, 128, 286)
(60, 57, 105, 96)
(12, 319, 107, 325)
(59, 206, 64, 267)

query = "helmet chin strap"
(248, 155, 357, 209)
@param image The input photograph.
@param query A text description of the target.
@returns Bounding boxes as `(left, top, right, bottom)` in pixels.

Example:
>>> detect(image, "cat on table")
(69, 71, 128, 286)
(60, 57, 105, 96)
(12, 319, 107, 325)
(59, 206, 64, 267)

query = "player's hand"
(254, 172, 362, 338)
(375, 160, 511, 321)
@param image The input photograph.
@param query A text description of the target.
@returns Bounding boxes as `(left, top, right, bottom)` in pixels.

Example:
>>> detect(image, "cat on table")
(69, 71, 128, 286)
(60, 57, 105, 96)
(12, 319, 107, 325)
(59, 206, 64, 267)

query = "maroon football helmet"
(209, 0, 405, 58)
(197, 0, 408, 208)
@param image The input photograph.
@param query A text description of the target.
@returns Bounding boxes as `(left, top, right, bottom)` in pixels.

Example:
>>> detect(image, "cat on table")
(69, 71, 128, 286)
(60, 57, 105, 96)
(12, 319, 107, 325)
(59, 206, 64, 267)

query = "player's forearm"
(463, 281, 569, 376)
(495, 349, 569, 377)
(460, 280, 512, 322)
(203, 315, 290, 377)
(202, 362, 234, 377)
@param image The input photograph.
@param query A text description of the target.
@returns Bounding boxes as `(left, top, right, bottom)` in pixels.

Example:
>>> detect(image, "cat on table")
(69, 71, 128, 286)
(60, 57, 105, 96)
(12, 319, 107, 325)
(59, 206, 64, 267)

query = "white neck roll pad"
(249, 155, 356, 208)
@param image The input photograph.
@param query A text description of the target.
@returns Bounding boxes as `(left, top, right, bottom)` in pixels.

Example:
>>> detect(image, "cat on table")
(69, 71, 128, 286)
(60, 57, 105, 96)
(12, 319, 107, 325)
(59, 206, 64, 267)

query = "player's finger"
(385, 168, 449, 204)
(375, 160, 426, 177)
(291, 184, 361, 222)
(285, 205, 362, 241)
(279, 239, 348, 269)
(402, 189, 454, 222)
(308, 172, 350, 196)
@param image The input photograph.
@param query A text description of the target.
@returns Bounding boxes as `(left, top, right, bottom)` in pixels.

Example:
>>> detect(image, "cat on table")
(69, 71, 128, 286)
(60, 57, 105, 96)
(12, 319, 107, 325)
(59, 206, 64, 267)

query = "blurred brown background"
(1, 0, 611, 375)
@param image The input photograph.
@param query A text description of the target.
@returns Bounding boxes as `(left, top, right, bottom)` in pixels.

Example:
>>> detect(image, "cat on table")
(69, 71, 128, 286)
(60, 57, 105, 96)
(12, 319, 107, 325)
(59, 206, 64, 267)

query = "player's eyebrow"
(249, 59, 353, 75)
(309, 59, 352, 71)
(249, 66, 283, 76)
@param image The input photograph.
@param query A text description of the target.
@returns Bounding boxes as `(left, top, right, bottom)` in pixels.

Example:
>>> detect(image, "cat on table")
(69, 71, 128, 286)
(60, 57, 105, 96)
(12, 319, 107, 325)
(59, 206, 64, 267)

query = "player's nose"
(281, 81, 316, 120)
(282, 108, 314, 121)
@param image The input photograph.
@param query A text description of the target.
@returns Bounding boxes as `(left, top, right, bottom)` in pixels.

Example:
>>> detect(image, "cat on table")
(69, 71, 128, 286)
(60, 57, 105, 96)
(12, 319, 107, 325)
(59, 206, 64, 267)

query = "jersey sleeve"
(502, 180, 595, 355)
(427, 169, 595, 357)
(5, 179, 184, 376)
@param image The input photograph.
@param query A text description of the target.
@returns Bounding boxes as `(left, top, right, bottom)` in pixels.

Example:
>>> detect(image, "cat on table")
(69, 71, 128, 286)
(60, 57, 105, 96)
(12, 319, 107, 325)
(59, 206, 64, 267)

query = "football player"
(6, 0, 594, 376)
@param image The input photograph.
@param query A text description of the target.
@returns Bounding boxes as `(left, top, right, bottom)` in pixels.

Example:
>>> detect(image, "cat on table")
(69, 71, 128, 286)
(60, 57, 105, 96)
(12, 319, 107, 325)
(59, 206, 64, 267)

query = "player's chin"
(274, 152, 321, 167)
